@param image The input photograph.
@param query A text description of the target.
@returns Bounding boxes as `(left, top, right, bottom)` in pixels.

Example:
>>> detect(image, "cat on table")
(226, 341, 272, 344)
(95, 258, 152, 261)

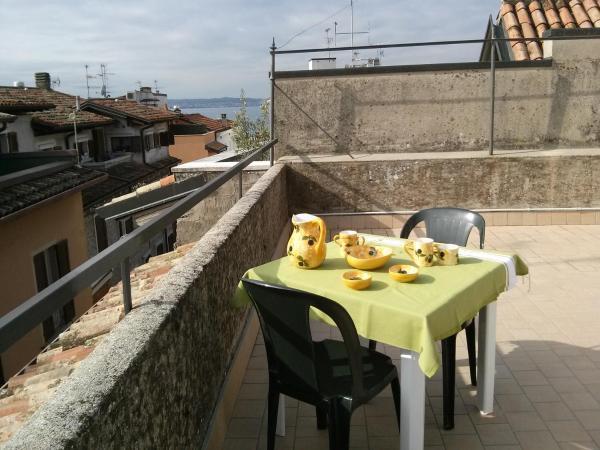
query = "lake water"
(181, 106, 262, 122)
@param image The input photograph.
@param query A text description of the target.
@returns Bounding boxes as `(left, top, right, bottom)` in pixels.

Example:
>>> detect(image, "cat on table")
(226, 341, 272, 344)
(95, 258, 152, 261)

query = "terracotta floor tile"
(223, 224, 600, 450)
(515, 430, 561, 450)
(547, 420, 592, 442)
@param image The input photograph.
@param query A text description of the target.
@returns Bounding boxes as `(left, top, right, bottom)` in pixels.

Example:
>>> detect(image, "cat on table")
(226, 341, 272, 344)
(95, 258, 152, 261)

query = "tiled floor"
(224, 225, 600, 450)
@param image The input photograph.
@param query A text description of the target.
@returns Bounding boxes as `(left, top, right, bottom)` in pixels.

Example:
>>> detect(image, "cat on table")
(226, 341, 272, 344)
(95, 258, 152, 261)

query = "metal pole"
(238, 171, 243, 199)
(489, 29, 496, 156)
(270, 38, 276, 167)
(120, 257, 133, 313)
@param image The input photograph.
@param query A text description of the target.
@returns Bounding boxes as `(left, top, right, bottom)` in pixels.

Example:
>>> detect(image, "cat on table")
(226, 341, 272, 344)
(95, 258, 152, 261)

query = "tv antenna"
(333, 1, 381, 67)
(153, 79, 164, 93)
(51, 76, 61, 89)
(84, 64, 98, 98)
(97, 64, 115, 98)
(325, 27, 333, 57)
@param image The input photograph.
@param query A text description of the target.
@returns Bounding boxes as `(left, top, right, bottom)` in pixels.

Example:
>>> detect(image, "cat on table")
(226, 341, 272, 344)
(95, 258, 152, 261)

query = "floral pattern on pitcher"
(287, 214, 327, 269)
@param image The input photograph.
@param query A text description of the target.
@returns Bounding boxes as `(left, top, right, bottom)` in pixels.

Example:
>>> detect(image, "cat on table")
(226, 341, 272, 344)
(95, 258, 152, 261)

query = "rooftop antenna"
(84, 64, 96, 98)
(97, 64, 115, 98)
(51, 76, 61, 89)
(334, 0, 368, 65)
(325, 27, 333, 57)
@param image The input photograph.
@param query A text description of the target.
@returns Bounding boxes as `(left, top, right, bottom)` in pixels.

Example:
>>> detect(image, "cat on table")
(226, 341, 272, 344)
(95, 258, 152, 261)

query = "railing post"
(270, 38, 276, 167)
(489, 29, 496, 156)
(120, 257, 133, 313)
(238, 170, 243, 199)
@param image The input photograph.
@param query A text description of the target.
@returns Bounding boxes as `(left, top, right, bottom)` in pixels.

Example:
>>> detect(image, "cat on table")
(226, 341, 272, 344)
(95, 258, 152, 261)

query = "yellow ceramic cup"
(434, 243, 459, 266)
(333, 230, 365, 255)
(404, 237, 435, 267)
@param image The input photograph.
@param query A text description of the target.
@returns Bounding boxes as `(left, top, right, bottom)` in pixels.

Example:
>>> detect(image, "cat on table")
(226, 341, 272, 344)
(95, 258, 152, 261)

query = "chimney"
(34, 72, 51, 90)
(221, 113, 228, 127)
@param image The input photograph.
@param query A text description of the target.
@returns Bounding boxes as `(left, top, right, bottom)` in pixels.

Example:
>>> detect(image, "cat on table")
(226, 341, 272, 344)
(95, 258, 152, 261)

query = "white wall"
(0, 116, 92, 153)
(216, 129, 237, 153)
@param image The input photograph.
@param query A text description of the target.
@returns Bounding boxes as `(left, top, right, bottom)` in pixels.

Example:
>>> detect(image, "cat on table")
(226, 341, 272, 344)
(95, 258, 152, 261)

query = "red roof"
(83, 99, 179, 124)
(178, 113, 232, 132)
(499, 0, 600, 61)
(0, 87, 113, 130)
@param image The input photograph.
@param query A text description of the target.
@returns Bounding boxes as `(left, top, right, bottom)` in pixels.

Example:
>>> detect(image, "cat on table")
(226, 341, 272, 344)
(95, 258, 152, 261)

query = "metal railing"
(0, 140, 277, 354)
(270, 28, 600, 155)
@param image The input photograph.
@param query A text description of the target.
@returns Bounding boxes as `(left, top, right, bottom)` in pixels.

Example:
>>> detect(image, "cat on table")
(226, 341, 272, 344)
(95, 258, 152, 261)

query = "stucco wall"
(5, 164, 288, 449)
(274, 39, 600, 158)
(283, 150, 600, 213)
(0, 193, 93, 381)
(169, 132, 218, 163)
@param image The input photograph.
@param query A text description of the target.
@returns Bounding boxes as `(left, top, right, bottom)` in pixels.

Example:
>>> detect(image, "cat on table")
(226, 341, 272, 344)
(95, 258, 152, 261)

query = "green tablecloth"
(233, 237, 528, 377)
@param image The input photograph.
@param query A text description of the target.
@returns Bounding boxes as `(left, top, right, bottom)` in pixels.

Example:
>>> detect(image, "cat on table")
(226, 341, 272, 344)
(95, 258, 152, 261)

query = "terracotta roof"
(0, 242, 196, 445)
(178, 113, 232, 132)
(83, 99, 178, 124)
(0, 166, 106, 220)
(205, 140, 228, 153)
(499, 0, 600, 60)
(0, 87, 113, 130)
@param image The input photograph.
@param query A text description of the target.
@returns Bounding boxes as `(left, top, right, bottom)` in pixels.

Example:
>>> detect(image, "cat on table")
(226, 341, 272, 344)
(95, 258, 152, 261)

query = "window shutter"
(56, 240, 70, 277)
(131, 136, 142, 153)
(92, 128, 106, 161)
(88, 139, 96, 160)
(8, 132, 18, 153)
(159, 132, 169, 146)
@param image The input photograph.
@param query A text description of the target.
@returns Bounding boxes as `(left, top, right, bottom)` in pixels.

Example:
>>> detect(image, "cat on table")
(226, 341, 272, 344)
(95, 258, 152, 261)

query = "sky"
(0, 0, 500, 99)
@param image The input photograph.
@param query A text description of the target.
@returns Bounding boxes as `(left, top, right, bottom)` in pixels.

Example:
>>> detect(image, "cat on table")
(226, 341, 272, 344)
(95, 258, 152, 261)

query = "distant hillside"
(168, 97, 263, 109)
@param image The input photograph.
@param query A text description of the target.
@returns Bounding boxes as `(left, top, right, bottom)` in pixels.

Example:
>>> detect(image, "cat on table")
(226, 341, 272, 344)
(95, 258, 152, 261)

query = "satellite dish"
(52, 76, 61, 88)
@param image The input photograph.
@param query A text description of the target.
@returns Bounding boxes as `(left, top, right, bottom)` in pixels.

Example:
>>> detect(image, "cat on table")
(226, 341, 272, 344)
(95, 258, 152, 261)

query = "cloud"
(0, 0, 499, 98)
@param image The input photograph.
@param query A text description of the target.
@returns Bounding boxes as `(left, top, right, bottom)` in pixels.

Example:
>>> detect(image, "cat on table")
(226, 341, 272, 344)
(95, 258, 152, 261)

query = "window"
(77, 141, 91, 162)
(144, 133, 153, 151)
(111, 136, 141, 153)
(118, 217, 134, 237)
(33, 241, 75, 343)
(0, 132, 19, 153)
(153, 133, 160, 149)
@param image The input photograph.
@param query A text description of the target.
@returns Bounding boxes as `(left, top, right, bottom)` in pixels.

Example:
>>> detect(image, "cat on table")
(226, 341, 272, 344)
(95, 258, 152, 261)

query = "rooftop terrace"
(2, 30, 600, 449)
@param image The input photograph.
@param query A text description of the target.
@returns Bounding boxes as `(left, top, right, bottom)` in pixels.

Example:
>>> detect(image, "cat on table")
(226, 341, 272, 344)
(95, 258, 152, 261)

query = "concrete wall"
(282, 150, 600, 213)
(274, 39, 600, 158)
(173, 163, 269, 245)
(0, 193, 93, 381)
(5, 164, 289, 449)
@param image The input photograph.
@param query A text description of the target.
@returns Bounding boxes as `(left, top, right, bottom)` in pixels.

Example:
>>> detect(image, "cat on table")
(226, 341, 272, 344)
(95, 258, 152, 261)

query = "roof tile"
(0, 87, 113, 130)
(0, 242, 196, 444)
(84, 99, 178, 124)
(498, 0, 598, 60)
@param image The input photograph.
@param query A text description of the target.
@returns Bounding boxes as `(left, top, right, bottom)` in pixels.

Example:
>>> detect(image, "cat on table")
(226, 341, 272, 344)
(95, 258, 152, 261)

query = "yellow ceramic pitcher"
(287, 214, 327, 269)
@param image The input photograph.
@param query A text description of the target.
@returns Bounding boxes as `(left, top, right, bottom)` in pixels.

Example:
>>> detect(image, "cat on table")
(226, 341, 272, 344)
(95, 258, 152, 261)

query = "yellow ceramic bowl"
(342, 270, 372, 290)
(388, 264, 419, 283)
(345, 245, 393, 270)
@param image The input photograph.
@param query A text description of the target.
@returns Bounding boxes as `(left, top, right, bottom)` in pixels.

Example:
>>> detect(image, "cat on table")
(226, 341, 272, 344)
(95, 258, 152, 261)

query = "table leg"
(276, 394, 286, 436)
(477, 302, 497, 414)
(398, 350, 425, 450)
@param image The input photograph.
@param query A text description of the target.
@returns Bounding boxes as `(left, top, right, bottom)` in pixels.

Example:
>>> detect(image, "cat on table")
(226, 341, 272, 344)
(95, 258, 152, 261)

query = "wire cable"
(278, 4, 350, 49)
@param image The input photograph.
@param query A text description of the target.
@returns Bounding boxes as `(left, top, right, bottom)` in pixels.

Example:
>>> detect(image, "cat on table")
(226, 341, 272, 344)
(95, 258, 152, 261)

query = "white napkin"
(363, 236, 518, 291)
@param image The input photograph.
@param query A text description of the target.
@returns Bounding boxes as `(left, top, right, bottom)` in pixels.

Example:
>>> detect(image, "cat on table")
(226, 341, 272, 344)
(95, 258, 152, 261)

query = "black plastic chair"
(369, 207, 485, 430)
(242, 279, 401, 450)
